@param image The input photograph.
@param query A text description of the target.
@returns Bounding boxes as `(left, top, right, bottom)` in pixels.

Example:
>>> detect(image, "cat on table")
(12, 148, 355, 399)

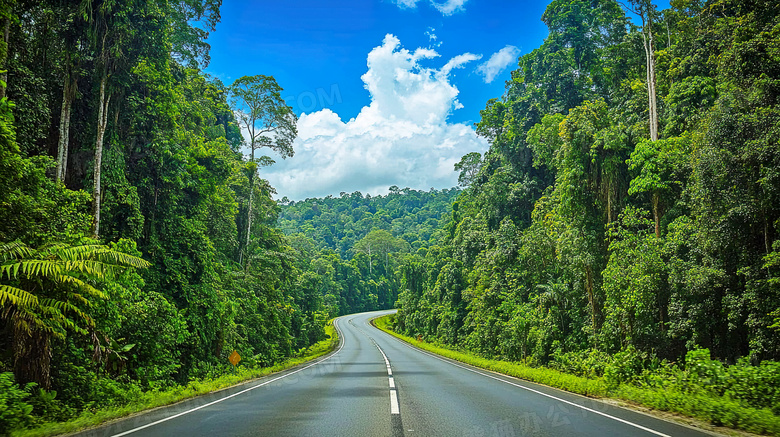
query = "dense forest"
(277, 188, 459, 318)
(395, 0, 780, 403)
(278, 187, 459, 257)
(0, 0, 365, 431)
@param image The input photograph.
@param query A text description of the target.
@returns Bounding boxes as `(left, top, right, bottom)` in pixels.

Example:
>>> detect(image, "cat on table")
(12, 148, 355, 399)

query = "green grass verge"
(373, 315, 780, 436)
(13, 322, 340, 437)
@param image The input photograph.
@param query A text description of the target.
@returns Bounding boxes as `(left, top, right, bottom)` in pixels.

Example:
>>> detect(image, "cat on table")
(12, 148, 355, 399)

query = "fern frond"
(68, 292, 90, 306)
(14, 260, 62, 279)
(0, 241, 34, 262)
(8, 306, 64, 339)
(60, 260, 108, 279)
(41, 298, 94, 327)
(1, 241, 148, 340)
(54, 275, 106, 299)
(0, 284, 38, 307)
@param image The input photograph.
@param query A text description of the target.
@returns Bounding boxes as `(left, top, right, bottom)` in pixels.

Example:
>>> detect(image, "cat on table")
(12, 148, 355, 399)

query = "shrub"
(549, 348, 612, 378)
(724, 358, 780, 414)
(0, 372, 35, 434)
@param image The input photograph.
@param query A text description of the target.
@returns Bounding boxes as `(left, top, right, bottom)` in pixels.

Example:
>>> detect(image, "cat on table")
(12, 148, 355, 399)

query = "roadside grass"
(373, 315, 780, 436)
(13, 322, 340, 437)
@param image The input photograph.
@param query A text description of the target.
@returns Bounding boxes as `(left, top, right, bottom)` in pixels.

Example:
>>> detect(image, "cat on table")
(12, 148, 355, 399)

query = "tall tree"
(169, 0, 222, 68)
(627, 135, 689, 237)
(0, 0, 13, 100)
(83, 0, 133, 238)
(353, 229, 407, 275)
(454, 152, 482, 187)
(82, 0, 169, 238)
(54, 1, 86, 184)
(624, 0, 659, 141)
(229, 75, 296, 264)
(83, 0, 117, 238)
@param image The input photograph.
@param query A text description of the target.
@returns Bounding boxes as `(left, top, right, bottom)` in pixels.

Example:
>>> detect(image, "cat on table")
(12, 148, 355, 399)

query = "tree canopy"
(396, 0, 780, 376)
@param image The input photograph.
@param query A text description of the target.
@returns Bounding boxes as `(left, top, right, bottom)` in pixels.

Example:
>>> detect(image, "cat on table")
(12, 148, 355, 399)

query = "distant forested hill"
(277, 186, 460, 258)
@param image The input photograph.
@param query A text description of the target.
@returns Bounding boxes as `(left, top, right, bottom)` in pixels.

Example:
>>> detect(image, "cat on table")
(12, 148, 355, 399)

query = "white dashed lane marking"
(371, 338, 400, 415)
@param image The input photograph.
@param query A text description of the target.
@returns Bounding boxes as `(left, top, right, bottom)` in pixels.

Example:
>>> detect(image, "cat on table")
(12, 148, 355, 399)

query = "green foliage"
(0, 94, 90, 245)
(0, 240, 150, 337)
(396, 2, 780, 434)
(278, 188, 458, 317)
(0, 1, 327, 433)
(454, 152, 482, 187)
(278, 187, 459, 258)
(0, 373, 35, 435)
(229, 75, 297, 159)
(602, 207, 667, 351)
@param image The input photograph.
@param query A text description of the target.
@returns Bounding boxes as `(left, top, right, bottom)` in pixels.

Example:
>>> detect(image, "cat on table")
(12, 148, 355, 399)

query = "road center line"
(110, 317, 349, 437)
(371, 338, 400, 416)
(390, 389, 400, 415)
(375, 322, 670, 437)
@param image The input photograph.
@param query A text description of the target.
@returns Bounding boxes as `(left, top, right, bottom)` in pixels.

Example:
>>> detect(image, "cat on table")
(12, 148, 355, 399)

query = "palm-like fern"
(0, 240, 150, 388)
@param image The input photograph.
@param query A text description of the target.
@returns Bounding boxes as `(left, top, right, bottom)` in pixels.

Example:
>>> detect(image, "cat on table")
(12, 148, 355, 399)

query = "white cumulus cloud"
(259, 34, 488, 200)
(476, 45, 521, 83)
(391, 0, 468, 16)
(431, 0, 468, 15)
(441, 52, 482, 77)
(392, 0, 422, 8)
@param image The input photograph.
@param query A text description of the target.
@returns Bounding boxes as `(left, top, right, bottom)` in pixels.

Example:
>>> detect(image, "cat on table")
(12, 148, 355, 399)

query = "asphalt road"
(77, 310, 718, 437)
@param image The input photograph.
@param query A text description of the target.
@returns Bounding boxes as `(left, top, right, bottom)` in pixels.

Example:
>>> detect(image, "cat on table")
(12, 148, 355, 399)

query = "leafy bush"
(27, 388, 75, 425)
(0, 372, 35, 434)
(85, 378, 143, 410)
(682, 349, 780, 414)
(724, 358, 780, 414)
(549, 348, 612, 378)
(684, 348, 726, 389)
(603, 346, 655, 387)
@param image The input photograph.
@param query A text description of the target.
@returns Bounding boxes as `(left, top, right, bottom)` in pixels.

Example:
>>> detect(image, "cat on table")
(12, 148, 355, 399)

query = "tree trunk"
(606, 178, 613, 224)
(244, 174, 254, 265)
(652, 191, 661, 238)
(368, 245, 372, 275)
(13, 321, 53, 390)
(648, 33, 658, 142)
(92, 74, 111, 239)
(639, 6, 659, 142)
(585, 265, 598, 332)
(765, 213, 772, 255)
(56, 71, 75, 183)
(243, 139, 257, 266)
(0, 17, 9, 99)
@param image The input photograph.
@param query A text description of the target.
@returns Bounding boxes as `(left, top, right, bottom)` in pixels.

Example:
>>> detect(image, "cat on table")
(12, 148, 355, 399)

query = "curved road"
(78, 310, 718, 437)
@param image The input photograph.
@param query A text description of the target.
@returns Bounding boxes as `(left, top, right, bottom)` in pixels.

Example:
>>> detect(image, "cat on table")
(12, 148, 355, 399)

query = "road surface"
(77, 310, 718, 437)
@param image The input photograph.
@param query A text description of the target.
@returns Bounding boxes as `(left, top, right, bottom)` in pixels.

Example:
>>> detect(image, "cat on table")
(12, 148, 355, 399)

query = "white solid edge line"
(111, 317, 348, 437)
(374, 325, 670, 437)
(389, 376, 395, 388)
(390, 389, 400, 415)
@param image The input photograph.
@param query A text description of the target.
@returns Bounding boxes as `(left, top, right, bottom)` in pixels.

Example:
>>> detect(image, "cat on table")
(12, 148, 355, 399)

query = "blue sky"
(204, 0, 661, 200)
